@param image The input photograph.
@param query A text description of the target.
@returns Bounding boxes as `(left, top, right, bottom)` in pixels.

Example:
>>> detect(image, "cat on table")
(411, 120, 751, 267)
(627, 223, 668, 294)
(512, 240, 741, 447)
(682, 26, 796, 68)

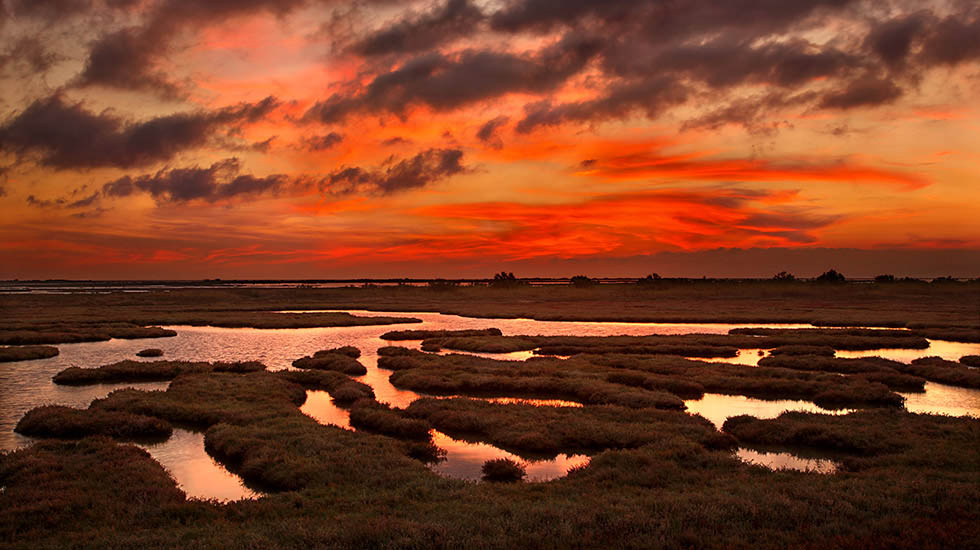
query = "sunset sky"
(1, 0, 978, 279)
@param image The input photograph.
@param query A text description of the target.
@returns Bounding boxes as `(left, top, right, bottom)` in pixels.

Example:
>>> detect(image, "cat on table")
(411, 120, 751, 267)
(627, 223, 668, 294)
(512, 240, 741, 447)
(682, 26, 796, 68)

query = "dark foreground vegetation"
(15, 405, 172, 440)
(1, 363, 977, 549)
(291, 349, 367, 375)
(0, 345, 58, 362)
(136, 348, 164, 357)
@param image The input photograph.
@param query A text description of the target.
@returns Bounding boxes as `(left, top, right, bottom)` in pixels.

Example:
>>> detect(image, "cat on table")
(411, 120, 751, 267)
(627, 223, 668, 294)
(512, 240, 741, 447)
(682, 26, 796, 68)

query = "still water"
(2, 310, 978, 500)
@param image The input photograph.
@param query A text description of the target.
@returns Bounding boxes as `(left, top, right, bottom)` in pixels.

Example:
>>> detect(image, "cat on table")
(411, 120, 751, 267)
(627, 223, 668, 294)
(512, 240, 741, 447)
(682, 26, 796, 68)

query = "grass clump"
(0, 345, 59, 362)
(53, 360, 266, 385)
(481, 458, 525, 482)
(317, 345, 361, 358)
(15, 405, 172, 440)
(961, 355, 980, 367)
(136, 348, 164, 357)
(381, 328, 503, 340)
(292, 351, 367, 375)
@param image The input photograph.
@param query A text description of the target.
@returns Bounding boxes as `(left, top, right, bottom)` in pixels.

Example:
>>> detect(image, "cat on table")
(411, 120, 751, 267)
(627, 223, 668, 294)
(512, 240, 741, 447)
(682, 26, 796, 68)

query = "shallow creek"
(2, 310, 978, 500)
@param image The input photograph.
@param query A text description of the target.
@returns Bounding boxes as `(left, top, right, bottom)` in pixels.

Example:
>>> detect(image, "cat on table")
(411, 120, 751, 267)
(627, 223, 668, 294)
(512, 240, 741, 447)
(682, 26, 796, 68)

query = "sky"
(0, 0, 978, 279)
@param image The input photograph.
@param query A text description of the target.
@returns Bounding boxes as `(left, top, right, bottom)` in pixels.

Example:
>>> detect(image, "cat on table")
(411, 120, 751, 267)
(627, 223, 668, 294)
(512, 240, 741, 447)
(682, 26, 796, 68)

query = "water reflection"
(685, 393, 850, 429)
(736, 448, 837, 474)
(428, 430, 590, 482)
(139, 429, 258, 502)
(836, 339, 980, 363)
(902, 382, 980, 417)
(300, 390, 352, 429)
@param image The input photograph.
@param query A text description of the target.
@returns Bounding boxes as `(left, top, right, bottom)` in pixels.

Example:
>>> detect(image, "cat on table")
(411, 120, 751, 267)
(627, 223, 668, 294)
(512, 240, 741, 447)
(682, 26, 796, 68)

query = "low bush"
(292, 352, 367, 375)
(481, 458, 525, 482)
(136, 348, 164, 357)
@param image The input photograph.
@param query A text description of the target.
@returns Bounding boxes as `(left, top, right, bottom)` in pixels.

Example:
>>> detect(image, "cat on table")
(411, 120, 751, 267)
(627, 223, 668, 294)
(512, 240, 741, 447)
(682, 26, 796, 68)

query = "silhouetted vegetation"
(875, 274, 896, 283)
(570, 275, 597, 287)
(481, 458, 525, 482)
(136, 348, 163, 357)
(773, 271, 796, 282)
(768, 345, 836, 357)
(0, 345, 59, 362)
(489, 272, 524, 288)
(636, 273, 663, 286)
(815, 269, 846, 283)
(15, 405, 172, 440)
(961, 355, 980, 368)
(53, 360, 266, 385)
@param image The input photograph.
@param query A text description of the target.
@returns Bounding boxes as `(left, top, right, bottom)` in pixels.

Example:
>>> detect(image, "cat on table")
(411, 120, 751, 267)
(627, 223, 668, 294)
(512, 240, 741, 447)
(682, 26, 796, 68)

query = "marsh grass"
(961, 355, 980, 367)
(276, 370, 375, 402)
(348, 399, 433, 440)
(53, 360, 266, 385)
(136, 348, 163, 357)
(406, 397, 729, 456)
(15, 405, 172, 440)
(0, 324, 176, 345)
(381, 328, 503, 340)
(291, 352, 367, 375)
(904, 357, 980, 388)
(758, 355, 927, 391)
(0, 345, 59, 362)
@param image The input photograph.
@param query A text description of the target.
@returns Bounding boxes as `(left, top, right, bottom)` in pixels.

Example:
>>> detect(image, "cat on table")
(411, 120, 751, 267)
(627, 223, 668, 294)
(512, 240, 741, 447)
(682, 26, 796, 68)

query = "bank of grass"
(406, 397, 732, 456)
(291, 349, 367, 375)
(482, 458, 525, 482)
(961, 355, 980, 367)
(2, 365, 978, 549)
(758, 355, 927, 392)
(723, 409, 980, 472)
(904, 357, 980, 388)
(53, 359, 266, 385)
(381, 328, 503, 340)
(0, 324, 176, 345)
(136, 348, 163, 357)
(348, 399, 433, 440)
(15, 405, 172, 440)
(383, 350, 904, 409)
(384, 351, 686, 410)
(418, 329, 930, 356)
(0, 345, 59, 362)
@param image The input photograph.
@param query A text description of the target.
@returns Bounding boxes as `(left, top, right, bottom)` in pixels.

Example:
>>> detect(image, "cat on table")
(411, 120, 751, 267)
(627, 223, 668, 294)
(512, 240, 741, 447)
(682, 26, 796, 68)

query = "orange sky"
(0, 0, 978, 278)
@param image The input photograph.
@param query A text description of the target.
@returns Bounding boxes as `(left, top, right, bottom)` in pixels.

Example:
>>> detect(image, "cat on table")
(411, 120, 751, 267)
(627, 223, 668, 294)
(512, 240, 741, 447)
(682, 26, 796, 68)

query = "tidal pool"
(3, 310, 977, 497)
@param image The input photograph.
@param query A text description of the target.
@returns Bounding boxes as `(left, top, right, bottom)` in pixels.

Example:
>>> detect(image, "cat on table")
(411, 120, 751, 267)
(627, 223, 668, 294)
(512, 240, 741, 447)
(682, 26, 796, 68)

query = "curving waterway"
(2, 310, 978, 500)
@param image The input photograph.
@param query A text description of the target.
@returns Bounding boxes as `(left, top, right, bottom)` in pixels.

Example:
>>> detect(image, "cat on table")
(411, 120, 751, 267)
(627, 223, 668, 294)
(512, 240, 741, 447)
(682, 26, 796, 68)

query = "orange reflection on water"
(685, 393, 850, 429)
(139, 429, 258, 502)
(736, 448, 837, 474)
(428, 430, 590, 482)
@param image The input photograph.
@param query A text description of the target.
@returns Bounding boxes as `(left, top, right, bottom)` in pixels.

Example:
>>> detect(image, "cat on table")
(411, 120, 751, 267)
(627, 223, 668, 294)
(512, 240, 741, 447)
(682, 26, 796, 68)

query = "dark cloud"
(8, 0, 93, 19)
(381, 136, 412, 146)
(0, 94, 280, 170)
(353, 0, 484, 56)
(516, 76, 687, 133)
(918, 14, 980, 66)
(476, 116, 509, 149)
(0, 37, 61, 74)
(324, 148, 467, 195)
(305, 132, 344, 151)
(307, 35, 600, 122)
(74, 28, 182, 98)
(819, 76, 903, 109)
(102, 158, 289, 203)
(865, 13, 932, 68)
